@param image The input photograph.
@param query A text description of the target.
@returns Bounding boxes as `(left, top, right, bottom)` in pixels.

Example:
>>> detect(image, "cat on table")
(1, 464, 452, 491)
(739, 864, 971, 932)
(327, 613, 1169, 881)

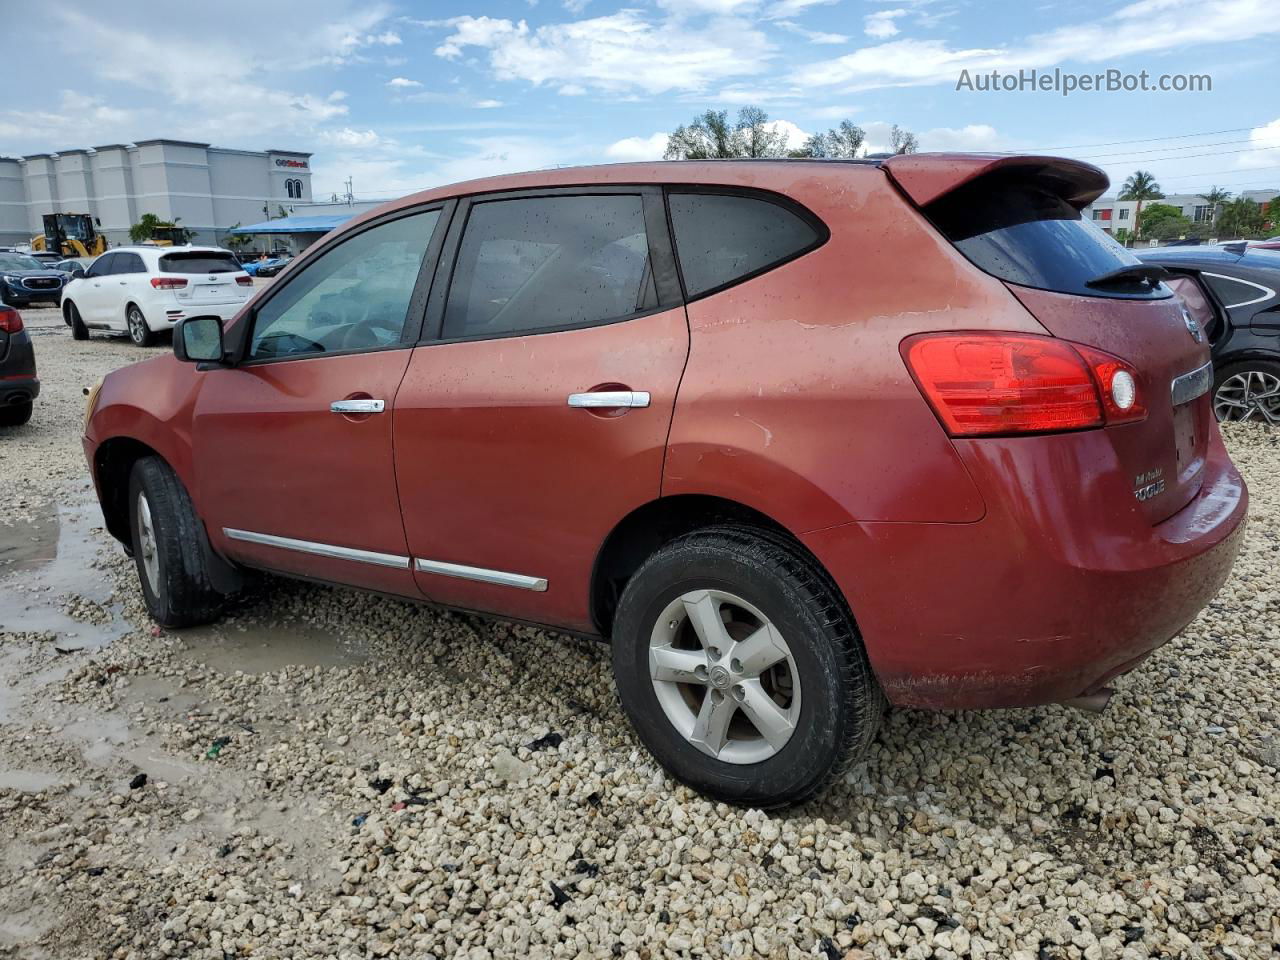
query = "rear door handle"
(567, 391, 650, 409)
(330, 399, 385, 414)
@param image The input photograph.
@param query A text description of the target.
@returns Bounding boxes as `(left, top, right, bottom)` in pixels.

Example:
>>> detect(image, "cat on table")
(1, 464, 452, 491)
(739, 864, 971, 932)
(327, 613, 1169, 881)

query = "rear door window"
(161, 252, 242, 274)
(668, 192, 822, 299)
(112, 253, 147, 275)
(926, 175, 1169, 300)
(442, 194, 655, 340)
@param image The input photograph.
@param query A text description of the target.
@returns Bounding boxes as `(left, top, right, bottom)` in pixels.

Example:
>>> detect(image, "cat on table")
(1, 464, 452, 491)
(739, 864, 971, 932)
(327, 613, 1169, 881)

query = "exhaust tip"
(1060, 686, 1114, 714)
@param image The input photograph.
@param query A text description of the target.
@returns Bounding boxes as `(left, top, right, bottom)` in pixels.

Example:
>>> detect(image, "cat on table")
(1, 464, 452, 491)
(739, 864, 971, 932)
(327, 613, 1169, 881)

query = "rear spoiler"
(882, 153, 1109, 211)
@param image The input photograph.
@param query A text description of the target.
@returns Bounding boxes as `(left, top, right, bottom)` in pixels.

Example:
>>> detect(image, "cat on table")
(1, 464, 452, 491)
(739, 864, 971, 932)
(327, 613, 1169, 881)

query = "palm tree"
(1118, 171, 1164, 246)
(1198, 186, 1232, 233)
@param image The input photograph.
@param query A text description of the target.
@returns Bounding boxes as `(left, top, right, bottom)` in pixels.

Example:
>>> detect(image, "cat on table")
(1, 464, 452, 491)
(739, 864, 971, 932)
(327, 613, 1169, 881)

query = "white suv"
(63, 245, 253, 346)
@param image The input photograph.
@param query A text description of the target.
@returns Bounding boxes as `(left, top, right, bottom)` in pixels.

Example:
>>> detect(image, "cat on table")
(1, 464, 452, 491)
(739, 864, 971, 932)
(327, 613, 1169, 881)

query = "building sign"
(275, 158, 308, 169)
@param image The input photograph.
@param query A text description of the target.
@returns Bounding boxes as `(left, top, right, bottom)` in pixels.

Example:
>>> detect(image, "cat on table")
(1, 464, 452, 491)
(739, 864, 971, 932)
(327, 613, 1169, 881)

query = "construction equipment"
(147, 225, 188, 247)
(31, 214, 107, 258)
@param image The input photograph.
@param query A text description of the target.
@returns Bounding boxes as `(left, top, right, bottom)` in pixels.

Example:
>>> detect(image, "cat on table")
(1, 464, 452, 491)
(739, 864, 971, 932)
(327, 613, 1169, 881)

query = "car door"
(191, 203, 450, 596)
(393, 187, 689, 632)
(108, 252, 148, 329)
(77, 253, 115, 325)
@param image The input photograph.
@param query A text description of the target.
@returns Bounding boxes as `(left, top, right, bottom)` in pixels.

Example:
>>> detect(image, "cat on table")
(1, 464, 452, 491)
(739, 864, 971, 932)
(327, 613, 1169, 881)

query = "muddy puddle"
(176, 617, 369, 674)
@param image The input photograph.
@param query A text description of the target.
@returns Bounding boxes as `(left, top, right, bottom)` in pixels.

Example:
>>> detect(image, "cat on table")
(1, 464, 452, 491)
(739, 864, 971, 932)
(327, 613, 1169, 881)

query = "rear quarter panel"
(663, 166, 1047, 531)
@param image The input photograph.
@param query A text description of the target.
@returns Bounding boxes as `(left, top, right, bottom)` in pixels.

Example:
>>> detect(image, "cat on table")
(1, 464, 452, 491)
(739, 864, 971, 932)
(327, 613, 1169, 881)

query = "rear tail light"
(0, 308, 23, 334)
(150, 277, 188, 289)
(902, 332, 1146, 437)
(236, 275, 253, 286)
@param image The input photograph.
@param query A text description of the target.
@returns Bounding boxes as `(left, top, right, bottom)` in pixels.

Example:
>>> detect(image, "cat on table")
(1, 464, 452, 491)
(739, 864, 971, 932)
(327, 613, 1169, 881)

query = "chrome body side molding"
(222, 528, 411, 569)
(414, 558, 548, 592)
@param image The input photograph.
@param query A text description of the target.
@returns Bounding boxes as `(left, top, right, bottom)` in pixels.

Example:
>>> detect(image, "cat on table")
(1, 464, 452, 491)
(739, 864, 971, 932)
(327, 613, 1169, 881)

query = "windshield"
(0, 254, 44, 271)
(926, 174, 1171, 300)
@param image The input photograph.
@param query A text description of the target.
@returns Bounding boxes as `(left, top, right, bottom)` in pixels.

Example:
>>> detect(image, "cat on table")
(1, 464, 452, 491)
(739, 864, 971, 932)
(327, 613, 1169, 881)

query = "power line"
(1071, 137, 1261, 161)
(1026, 126, 1255, 153)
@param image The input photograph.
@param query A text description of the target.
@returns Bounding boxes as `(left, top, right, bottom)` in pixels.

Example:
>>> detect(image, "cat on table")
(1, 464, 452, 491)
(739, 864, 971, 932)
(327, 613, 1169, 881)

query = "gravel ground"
(1, 303, 1277, 960)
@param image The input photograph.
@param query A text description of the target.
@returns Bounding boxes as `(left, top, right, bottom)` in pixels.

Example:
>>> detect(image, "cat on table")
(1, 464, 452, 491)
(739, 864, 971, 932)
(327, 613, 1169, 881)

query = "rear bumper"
(803, 428, 1248, 710)
(0, 376, 40, 405)
(155, 300, 247, 329)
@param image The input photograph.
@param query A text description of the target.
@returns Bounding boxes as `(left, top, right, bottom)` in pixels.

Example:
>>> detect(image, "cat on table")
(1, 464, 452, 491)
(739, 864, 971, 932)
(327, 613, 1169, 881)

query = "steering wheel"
(340, 302, 402, 350)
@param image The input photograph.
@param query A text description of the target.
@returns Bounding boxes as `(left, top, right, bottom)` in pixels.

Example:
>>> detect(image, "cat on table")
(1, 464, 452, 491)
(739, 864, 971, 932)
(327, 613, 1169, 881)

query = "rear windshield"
(160, 252, 242, 274)
(926, 176, 1170, 300)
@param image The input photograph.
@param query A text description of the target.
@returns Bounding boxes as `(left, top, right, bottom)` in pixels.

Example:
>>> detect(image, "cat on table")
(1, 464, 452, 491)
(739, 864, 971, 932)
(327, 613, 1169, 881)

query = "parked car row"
(81, 154, 1247, 807)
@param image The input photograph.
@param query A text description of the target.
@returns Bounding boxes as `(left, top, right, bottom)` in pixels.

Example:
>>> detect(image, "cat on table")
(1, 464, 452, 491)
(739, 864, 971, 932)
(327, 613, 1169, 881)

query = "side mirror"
(174, 315, 225, 364)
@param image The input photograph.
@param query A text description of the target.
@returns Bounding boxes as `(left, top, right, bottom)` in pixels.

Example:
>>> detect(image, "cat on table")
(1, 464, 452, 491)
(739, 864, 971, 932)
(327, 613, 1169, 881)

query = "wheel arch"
(94, 436, 164, 545)
(589, 493, 834, 637)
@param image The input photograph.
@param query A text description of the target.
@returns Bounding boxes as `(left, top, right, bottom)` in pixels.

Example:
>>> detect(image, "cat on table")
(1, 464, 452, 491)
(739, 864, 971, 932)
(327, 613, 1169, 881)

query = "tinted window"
(86, 254, 115, 278)
(927, 175, 1169, 300)
(248, 209, 439, 361)
(1203, 273, 1270, 308)
(112, 253, 147, 275)
(161, 252, 241, 274)
(668, 192, 821, 298)
(442, 194, 655, 339)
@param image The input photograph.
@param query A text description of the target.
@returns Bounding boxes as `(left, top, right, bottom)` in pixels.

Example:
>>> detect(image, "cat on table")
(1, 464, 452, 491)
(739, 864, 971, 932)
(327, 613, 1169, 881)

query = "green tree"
(1112, 227, 1132, 247)
(1148, 215, 1194, 242)
(793, 120, 867, 159)
(1136, 202, 1184, 240)
(128, 213, 165, 243)
(223, 224, 252, 251)
(1118, 171, 1164, 243)
(890, 124, 919, 155)
(1216, 197, 1265, 238)
(665, 108, 789, 160)
(1197, 186, 1232, 233)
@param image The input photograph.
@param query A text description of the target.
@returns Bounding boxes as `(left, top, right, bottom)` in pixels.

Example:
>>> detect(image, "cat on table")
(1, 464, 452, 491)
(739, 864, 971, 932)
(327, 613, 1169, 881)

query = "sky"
(3, 0, 1279, 202)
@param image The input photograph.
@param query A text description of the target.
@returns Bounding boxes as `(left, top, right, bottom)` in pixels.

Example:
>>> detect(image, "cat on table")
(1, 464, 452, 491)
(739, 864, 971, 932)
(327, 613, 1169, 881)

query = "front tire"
(67, 301, 89, 340)
(127, 304, 154, 347)
(1213, 360, 1280, 424)
(128, 457, 225, 628)
(611, 525, 882, 808)
(0, 401, 32, 427)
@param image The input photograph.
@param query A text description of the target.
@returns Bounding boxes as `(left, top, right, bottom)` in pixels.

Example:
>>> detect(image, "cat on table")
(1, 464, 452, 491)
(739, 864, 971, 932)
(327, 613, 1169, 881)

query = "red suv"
(83, 155, 1247, 807)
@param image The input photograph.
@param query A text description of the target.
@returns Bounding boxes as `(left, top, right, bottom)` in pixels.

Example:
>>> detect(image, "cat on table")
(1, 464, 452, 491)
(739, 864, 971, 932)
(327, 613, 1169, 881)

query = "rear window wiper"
(1085, 263, 1169, 290)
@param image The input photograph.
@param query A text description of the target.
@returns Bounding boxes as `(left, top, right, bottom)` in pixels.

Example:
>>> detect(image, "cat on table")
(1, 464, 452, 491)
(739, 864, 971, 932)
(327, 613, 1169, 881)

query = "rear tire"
(67, 302, 89, 340)
(0, 401, 32, 427)
(127, 304, 154, 347)
(611, 524, 882, 808)
(1212, 359, 1280, 424)
(127, 457, 225, 628)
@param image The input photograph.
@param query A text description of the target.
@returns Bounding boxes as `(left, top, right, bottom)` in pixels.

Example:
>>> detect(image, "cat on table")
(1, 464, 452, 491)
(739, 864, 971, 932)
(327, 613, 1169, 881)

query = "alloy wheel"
(1214, 370, 1280, 424)
(136, 491, 160, 595)
(648, 589, 801, 765)
(128, 307, 147, 345)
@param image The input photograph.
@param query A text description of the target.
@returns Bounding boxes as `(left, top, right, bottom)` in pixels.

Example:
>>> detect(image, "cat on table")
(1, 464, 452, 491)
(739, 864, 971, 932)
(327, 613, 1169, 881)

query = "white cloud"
(320, 127, 383, 147)
(765, 0, 839, 17)
(809, 103, 861, 119)
(1237, 117, 1280, 169)
(473, 99, 504, 108)
(604, 132, 669, 161)
(387, 77, 422, 88)
(917, 123, 1007, 151)
(797, 0, 1280, 92)
(864, 9, 908, 38)
(656, 0, 758, 14)
(430, 10, 774, 95)
(775, 19, 848, 44)
(765, 119, 810, 150)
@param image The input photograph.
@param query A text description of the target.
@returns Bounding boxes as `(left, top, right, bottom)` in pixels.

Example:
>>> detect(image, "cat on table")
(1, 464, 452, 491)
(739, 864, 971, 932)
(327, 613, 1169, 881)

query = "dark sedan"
(1137, 246, 1280, 423)
(0, 304, 37, 426)
(0, 252, 66, 307)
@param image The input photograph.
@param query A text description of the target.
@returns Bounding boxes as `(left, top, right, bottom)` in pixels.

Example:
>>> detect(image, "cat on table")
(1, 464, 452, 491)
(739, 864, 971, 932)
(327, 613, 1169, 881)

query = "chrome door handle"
(567, 391, 650, 409)
(330, 399, 385, 414)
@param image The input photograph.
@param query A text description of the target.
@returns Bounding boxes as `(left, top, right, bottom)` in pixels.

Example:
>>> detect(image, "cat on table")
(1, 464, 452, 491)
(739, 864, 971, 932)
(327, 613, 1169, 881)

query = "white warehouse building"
(0, 139, 313, 248)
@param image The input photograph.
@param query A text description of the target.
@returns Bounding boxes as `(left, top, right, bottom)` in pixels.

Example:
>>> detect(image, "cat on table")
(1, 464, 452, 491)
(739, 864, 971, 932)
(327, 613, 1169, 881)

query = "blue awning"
(228, 214, 353, 235)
